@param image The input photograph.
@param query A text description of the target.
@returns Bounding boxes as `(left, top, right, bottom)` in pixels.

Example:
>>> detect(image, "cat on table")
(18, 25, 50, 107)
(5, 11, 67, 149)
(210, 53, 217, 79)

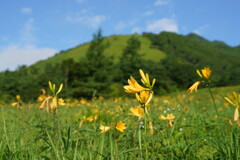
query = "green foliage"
(0, 31, 239, 101)
(119, 35, 145, 82)
(68, 29, 114, 99)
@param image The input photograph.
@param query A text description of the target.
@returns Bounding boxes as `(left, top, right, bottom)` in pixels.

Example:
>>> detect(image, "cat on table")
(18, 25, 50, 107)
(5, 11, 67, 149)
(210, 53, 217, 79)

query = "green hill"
(33, 34, 165, 69)
(0, 31, 239, 101)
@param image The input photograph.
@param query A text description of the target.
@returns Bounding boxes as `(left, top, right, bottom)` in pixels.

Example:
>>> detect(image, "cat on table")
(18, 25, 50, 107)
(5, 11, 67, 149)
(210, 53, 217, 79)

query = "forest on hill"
(0, 30, 239, 102)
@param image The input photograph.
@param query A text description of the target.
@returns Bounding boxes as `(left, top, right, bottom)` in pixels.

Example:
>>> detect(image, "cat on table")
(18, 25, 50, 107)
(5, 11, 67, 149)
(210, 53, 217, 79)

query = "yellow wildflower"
(159, 113, 175, 120)
(136, 90, 153, 105)
(115, 121, 127, 132)
(37, 89, 47, 102)
(188, 81, 202, 93)
(99, 125, 111, 133)
(188, 67, 211, 93)
(225, 92, 240, 121)
(139, 69, 156, 88)
(50, 97, 58, 110)
(129, 106, 144, 118)
(86, 116, 94, 122)
(58, 98, 65, 106)
(124, 76, 148, 93)
(160, 114, 175, 127)
(11, 102, 19, 107)
(16, 95, 21, 101)
(201, 67, 211, 79)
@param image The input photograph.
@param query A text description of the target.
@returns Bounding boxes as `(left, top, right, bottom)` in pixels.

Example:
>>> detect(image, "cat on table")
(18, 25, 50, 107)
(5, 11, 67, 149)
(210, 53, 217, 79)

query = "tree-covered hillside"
(0, 31, 239, 102)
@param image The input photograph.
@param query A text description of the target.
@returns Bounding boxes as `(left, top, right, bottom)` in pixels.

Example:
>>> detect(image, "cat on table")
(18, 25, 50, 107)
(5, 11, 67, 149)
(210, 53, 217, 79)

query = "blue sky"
(0, 0, 239, 71)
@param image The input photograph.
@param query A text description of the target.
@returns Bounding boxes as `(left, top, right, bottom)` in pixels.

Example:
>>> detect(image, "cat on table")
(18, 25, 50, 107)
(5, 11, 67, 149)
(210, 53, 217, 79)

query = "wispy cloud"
(0, 45, 57, 71)
(143, 11, 154, 16)
(115, 19, 138, 32)
(193, 24, 209, 35)
(66, 14, 106, 28)
(0, 18, 57, 71)
(20, 18, 37, 45)
(154, 0, 171, 6)
(21, 8, 32, 14)
(146, 18, 178, 33)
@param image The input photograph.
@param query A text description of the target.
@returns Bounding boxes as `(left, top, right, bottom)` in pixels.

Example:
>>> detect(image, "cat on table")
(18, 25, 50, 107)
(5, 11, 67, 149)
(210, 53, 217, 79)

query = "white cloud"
(0, 45, 57, 71)
(21, 8, 32, 14)
(193, 24, 209, 35)
(154, 0, 170, 6)
(146, 18, 178, 33)
(66, 15, 106, 28)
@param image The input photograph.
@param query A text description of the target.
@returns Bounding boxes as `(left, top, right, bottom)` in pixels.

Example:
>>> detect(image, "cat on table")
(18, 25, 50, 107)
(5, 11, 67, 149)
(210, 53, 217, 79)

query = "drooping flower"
(188, 67, 212, 94)
(11, 95, 22, 108)
(225, 92, 240, 121)
(124, 76, 148, 93)
(159, 113, 175, 120)
(115, 121, 127, 132)
(38, 81, 64, 113)
(99, 125, 111, 133)
(188, 81, 202, 93)
(129, 106, 144, 118)
(37, 89, 47, 102)
(159, 113, 175, 127)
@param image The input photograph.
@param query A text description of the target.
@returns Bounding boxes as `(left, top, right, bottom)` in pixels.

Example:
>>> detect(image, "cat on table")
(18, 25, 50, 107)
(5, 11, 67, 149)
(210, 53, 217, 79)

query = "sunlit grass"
(0, 85, 239, 159)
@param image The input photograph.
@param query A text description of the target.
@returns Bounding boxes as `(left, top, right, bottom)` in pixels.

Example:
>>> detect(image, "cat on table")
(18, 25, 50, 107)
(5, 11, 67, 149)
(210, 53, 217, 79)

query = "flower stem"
(138, 123, 142, 158)
(208, 87, 226, 140)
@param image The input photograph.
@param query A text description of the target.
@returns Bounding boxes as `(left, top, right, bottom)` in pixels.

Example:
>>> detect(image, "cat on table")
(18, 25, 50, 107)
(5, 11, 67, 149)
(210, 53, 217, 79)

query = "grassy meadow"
(0, 82, 240, 159)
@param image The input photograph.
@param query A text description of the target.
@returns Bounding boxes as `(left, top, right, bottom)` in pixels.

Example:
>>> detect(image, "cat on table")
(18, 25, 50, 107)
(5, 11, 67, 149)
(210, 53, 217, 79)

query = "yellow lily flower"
(139, 69, 156, 88)
(99, 125, 111, 133)
(201, 67, 211, 79)
(225, 92, 240, 121)
(58, 98, 65, 106)
(159, 114, 175, 127)
(136, 90, 153, 105)
(188, 81, 202, 93)
(128, 106, 144, 118)
(124, 76, 148, 93)
(115, 121, 127, 132)
(159, 113, 175, 120)
(16, 95, 21, 101)
(188, 67, 212, 94)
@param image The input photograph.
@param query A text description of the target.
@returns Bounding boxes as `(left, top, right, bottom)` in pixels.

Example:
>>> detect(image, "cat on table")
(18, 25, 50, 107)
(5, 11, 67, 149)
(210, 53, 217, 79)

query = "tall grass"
(0, 86, 239, 159)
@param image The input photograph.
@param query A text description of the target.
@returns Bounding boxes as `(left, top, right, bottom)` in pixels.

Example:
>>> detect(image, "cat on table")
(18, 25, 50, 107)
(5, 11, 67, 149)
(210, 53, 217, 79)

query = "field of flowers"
(0, 68, 240, 160)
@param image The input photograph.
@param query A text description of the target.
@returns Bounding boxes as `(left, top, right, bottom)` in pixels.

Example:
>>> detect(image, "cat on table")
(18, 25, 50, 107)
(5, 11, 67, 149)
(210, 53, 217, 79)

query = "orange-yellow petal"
(99, 125, 110, 133)
(188, 81, 201, 93)
(115, 121, 127, 132)
(128, 107, 144, 118)
(201, 67, 211, 79)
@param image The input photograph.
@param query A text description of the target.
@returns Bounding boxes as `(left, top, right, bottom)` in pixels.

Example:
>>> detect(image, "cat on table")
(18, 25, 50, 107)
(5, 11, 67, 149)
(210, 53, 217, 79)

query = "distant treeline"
(0, 30, 239, 102)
